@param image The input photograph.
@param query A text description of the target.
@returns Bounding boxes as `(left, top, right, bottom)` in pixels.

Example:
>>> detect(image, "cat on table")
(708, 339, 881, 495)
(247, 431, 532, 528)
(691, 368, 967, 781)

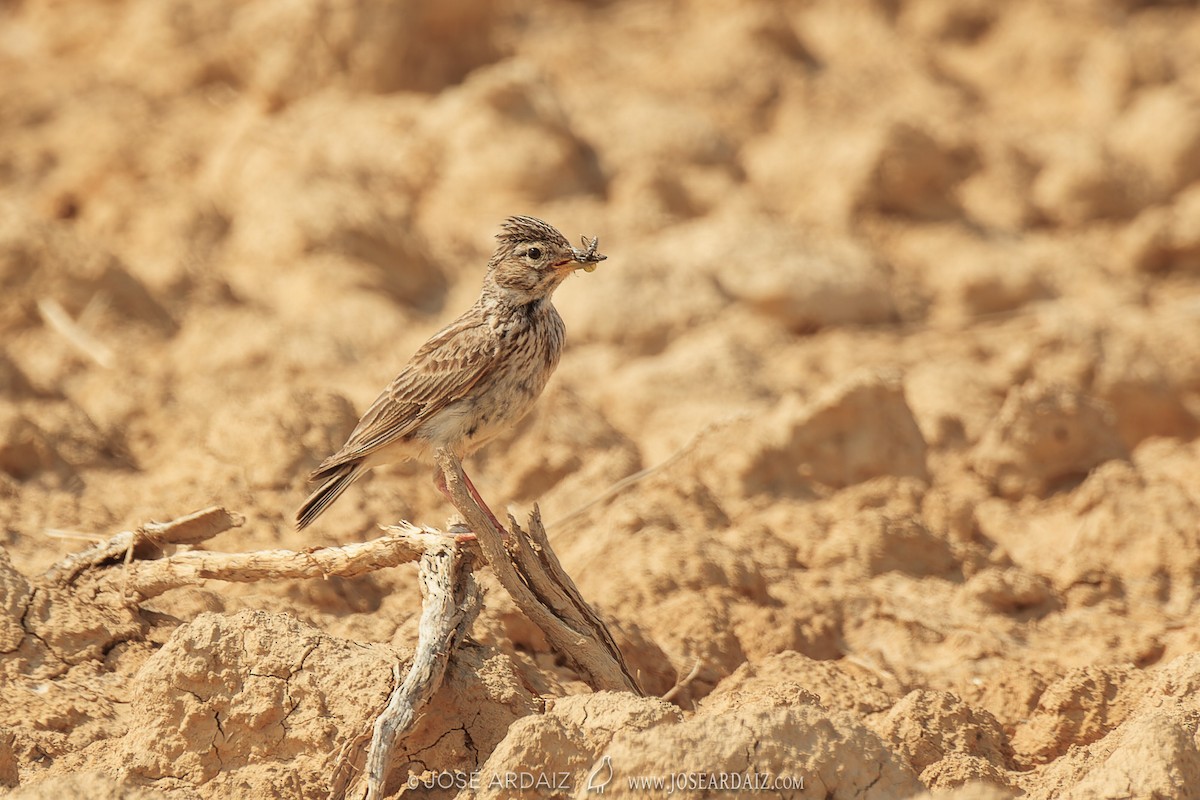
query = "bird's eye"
(526, 247, 542, 261)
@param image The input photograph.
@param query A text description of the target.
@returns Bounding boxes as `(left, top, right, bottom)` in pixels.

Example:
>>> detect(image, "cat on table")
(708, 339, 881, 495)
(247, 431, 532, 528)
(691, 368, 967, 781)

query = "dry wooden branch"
(39, 509, 470, 604)
(435, 449, 643, 695)
(44, 506, 244, 585)
(359, 540, 479, 800)
(111, 522, 462, 601)
(327, 536, 479, 800)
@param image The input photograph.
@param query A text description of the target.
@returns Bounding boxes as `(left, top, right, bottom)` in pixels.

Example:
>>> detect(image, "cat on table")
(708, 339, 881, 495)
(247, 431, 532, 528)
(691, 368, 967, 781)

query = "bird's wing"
(311, 313, 499, 477)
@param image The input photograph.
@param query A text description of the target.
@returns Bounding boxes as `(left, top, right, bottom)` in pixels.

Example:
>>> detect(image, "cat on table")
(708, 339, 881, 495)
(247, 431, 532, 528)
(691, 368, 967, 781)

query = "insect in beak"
(571, 236, 607, 273)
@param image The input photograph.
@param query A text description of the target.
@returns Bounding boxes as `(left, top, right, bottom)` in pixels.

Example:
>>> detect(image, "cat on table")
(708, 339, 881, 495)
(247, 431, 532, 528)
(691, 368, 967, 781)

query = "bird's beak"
(565, 235, 607, 273)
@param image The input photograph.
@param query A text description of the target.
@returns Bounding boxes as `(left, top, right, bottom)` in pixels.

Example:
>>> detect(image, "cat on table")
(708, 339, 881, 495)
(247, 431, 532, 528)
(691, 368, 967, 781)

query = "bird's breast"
(420, 304, 565, 455)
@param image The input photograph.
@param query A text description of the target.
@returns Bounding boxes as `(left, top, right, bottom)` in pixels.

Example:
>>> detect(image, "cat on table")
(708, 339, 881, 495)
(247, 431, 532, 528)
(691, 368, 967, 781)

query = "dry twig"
(551, 412, 754, 530)
(43, 506, 244, 586)
(661, 657, 704, 703)
(41, 508, 469, 605)
(436, 448, 642, 695)
(114, 523, 456, 601)
(361, 540, 478, 800)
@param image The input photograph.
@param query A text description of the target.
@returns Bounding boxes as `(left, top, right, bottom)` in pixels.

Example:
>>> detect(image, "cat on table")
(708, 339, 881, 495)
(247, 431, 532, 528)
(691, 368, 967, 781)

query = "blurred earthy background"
(3, 0, 1200, 797)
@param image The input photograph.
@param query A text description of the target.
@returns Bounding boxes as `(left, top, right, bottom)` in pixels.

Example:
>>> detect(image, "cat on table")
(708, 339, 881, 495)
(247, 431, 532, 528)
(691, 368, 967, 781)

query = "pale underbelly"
(418, 376, 545, 455)
(365, 306, 562, 467)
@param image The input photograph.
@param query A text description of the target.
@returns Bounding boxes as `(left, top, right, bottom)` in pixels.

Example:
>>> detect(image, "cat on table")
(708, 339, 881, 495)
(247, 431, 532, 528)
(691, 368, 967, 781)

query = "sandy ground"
(3, 0, 1200, 797)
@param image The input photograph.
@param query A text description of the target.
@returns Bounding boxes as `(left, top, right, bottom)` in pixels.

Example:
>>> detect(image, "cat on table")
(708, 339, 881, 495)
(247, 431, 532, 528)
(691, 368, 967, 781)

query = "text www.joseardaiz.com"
(623, 771, 804, 795)
(407, 768, 803, 795)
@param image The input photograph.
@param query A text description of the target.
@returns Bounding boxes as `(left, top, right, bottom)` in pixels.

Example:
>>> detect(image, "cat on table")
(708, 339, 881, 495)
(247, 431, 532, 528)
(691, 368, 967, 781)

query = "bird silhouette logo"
(585, 755, 614, 793)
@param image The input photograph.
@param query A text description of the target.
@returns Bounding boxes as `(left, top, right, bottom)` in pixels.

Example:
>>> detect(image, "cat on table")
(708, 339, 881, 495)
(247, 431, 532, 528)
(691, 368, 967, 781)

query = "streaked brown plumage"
(296, 215, 606, 530)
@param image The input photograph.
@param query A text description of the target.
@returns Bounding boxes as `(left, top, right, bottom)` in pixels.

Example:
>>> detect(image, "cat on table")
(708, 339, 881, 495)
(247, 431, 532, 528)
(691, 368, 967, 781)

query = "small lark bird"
(297, 216, 606, 530)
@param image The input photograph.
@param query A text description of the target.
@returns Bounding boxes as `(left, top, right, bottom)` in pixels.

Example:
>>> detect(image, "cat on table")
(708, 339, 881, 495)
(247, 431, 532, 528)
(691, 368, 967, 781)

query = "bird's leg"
(463, 469, 508, 534)
(433, 468, 474, 541)
(434, 466, 507, 536)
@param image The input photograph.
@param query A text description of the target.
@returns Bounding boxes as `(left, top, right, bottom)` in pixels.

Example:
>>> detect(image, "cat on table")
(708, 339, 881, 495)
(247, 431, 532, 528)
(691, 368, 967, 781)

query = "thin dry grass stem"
(42, 529, 108, 544)
(550, 412, 755, 530)
(842, 652, 902, 689)
(36, 296, 115, 368)
(661, 657, 704, 703)
(436, 448, 642, 695)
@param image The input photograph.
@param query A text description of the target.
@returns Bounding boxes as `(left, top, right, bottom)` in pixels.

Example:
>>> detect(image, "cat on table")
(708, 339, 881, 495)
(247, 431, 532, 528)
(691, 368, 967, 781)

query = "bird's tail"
(296, 461, 364, 529)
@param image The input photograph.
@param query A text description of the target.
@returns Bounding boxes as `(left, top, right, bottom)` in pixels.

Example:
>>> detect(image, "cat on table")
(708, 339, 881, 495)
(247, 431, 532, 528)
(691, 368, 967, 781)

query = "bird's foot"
(447, 521, 478, 543)
(436, 467, 510, 537)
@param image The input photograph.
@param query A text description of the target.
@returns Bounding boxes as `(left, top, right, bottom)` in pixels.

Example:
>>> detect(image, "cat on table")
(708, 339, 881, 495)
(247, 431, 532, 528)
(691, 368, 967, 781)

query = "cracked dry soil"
(5, 0, 1200, 798)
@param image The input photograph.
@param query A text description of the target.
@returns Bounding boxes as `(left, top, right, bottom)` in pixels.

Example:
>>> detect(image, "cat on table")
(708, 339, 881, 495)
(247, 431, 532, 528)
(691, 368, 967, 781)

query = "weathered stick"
(123, 522, 472, 601)
(511, 506, 641, 692)
(435, 449, 642, 695)
(40, 510, 467, 603)
(358, 539, 479, 800)
(43, 506, 244, 585)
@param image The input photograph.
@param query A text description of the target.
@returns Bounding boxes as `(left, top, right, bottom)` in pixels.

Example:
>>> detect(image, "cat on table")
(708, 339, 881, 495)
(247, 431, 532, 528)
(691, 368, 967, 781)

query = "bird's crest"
(496, 215, 571, 248)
